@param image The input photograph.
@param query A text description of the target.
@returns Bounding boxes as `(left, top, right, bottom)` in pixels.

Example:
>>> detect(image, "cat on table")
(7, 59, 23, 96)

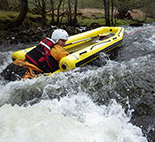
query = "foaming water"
(0, 56, 151, 141)
(116, 25, 155, 62)
(0, 51, 13, 72)
(0, 24, 154, 141)
(0, 54, 153, 141)
(0, 95, 147, 142)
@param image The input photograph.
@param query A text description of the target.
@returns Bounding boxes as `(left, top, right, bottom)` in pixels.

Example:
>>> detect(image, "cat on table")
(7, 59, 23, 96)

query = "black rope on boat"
(79, 51, 87, 55)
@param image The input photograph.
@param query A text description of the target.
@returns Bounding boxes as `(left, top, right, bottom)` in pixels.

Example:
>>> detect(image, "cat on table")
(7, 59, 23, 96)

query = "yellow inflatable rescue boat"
(11, 26, 125, 76)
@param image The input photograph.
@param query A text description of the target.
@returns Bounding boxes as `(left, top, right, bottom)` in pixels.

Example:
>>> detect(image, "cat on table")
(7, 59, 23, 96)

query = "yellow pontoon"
(11, 26, 125, 75)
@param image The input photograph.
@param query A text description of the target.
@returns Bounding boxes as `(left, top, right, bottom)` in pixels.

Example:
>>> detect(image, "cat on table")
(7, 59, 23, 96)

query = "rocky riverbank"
(0, 23, 102, 45)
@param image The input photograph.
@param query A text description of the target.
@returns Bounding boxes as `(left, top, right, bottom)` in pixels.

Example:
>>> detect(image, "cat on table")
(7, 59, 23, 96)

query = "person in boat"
(0, 29, 69, 81)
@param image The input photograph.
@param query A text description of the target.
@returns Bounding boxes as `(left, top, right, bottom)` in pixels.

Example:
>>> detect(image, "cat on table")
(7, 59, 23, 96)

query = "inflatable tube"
(11, 26, 125, 75)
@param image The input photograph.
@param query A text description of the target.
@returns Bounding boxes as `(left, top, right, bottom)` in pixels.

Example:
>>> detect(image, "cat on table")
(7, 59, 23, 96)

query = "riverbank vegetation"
(0, 0, 155, 28)
(0, 0, 155, 44)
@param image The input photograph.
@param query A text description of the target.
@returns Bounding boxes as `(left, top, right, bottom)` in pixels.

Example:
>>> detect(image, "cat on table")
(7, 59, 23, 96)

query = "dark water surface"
(0, 24, 154, 142)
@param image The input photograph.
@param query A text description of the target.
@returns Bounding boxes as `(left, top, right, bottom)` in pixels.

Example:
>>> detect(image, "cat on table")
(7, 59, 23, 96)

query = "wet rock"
(130, 23, 143, 27)
(86, 22, 101, 31)
(0, 25, 88, 45)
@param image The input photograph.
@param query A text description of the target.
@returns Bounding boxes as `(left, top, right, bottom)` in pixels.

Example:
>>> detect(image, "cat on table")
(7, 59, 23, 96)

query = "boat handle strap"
(79, 51, 87, 55)
(113, 37, 117, 40)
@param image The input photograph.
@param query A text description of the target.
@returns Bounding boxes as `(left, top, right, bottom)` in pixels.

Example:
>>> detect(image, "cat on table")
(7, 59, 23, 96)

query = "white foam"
(0, 95, 147, 142)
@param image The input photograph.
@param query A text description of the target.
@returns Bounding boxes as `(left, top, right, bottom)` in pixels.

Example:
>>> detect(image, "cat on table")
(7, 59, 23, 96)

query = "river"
(0, 24, 154, 142)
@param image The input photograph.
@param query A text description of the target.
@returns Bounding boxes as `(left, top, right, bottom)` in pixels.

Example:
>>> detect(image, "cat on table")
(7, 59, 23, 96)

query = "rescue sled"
(11, 26, 125, 76)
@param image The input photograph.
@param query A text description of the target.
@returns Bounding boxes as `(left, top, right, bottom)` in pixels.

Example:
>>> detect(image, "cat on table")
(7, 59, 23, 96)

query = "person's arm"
(50, 44, 69, 61)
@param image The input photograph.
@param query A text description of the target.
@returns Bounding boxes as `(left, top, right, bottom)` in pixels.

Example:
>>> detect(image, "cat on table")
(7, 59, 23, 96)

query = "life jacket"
(0, 59, 44, 81)
(25, 37, 59, 73)
(13, 59, 44, 80)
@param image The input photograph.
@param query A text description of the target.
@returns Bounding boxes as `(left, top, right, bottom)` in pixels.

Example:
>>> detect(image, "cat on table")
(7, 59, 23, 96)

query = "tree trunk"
(107, 0, 110, 25)
(67, 0, 78, 26)
(37, 0, 46, 26)
(103, 0, 110, 26)
(41, 0, 46, 23)
(111, 0, 114, 25)
(73, 0, 78, 25)
(67, 0, 73, 24)
(10, 0, 28, 27)
(57, 0, 63, 24)
(60, 1, 65, 23)
(50, 0, 55, 24)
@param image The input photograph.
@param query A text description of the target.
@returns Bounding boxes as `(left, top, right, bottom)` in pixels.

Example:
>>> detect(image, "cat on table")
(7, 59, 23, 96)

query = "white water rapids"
(0, 90, 147, 142)
(0, 24, 154, 142)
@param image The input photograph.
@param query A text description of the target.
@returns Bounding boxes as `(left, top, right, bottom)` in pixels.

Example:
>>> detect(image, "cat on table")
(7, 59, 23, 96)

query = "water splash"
(0, 24, 154, 141)
(0, 95, 147, 142)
